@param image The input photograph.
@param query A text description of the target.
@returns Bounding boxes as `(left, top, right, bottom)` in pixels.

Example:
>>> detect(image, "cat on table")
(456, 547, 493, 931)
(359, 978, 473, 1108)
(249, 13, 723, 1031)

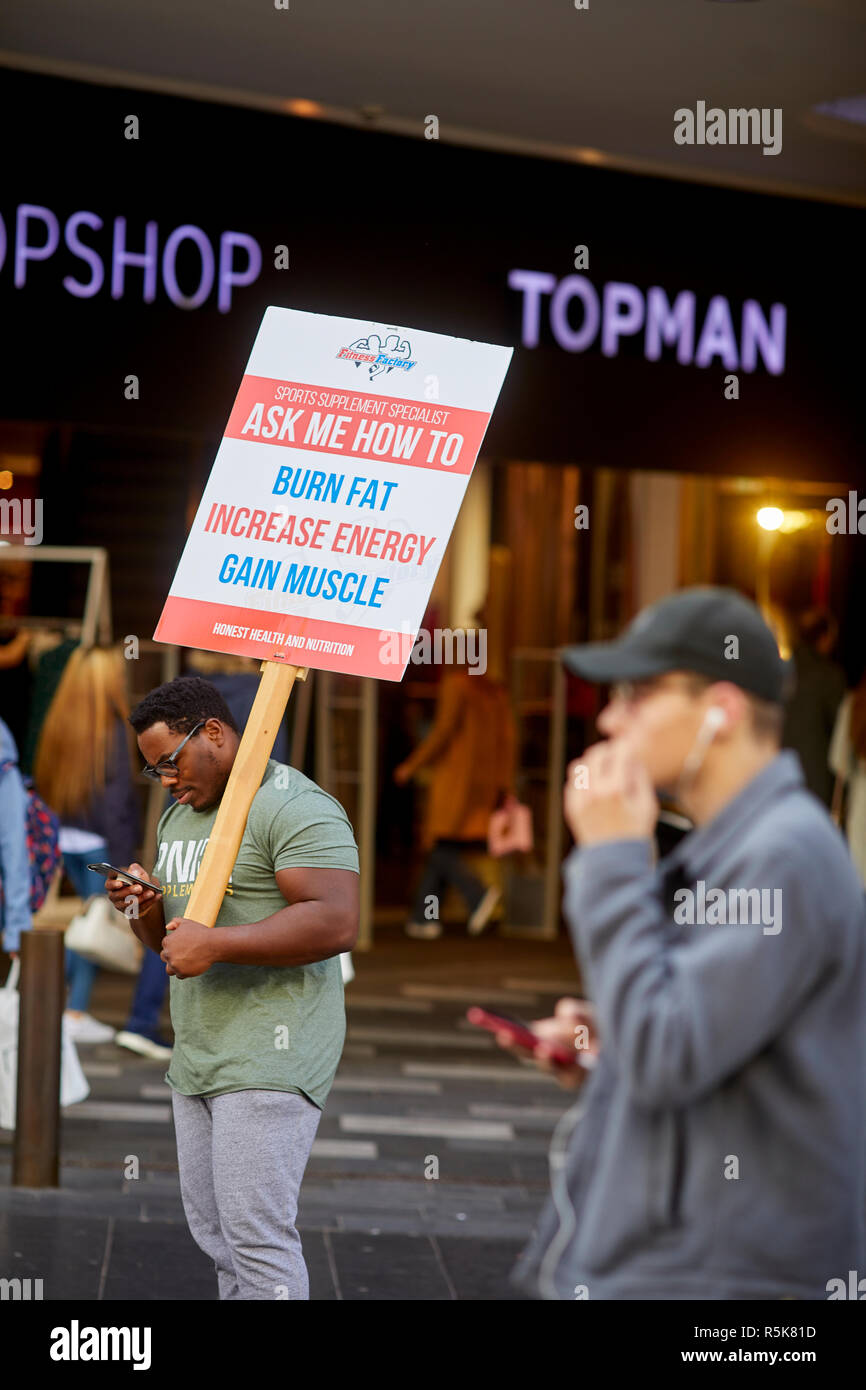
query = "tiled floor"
(0, 928, 581, 1301)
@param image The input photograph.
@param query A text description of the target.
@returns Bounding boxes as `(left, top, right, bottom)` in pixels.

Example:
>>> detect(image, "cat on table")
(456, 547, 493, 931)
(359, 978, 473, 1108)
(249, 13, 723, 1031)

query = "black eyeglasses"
(610, 675, 698, 707)
(610, 679, 664, 707)
(141, 722, 205, 782)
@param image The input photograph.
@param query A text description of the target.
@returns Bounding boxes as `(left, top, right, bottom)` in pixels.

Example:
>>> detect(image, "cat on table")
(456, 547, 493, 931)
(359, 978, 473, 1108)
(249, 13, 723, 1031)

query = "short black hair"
(129, 676, 239, 737)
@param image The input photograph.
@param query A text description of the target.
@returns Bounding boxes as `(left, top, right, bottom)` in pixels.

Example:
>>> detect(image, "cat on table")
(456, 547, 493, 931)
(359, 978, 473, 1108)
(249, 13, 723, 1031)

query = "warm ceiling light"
(284, 99, 323, 118)
(757, 507, 784, 531)
(779, 510, 813, 534)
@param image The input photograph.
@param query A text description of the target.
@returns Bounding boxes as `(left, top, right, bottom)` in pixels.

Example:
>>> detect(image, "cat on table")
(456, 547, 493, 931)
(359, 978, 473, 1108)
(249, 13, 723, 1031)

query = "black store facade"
(1, 68, 863, 929)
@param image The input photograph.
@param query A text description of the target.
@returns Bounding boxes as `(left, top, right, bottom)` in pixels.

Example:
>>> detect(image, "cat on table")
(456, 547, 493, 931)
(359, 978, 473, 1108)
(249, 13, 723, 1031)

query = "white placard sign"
(154, 306, 512, 679)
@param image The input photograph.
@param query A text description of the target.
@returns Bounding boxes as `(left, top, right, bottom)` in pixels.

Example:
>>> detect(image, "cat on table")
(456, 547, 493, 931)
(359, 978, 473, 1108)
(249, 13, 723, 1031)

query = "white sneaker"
(405, 920, 443, 939)
(63, 1012, 116, 1044)
(115, 1031, 173, 1062)
(468, 885, 502, 936)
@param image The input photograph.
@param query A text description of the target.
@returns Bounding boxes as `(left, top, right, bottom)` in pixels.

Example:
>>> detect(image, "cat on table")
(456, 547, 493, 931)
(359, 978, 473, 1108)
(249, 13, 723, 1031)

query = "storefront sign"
(508, 269, 786, 373)
(0, 202, 262, 311)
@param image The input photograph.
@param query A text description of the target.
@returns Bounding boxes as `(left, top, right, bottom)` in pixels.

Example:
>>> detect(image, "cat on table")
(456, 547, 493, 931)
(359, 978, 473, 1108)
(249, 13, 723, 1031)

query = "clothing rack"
(0, 545, 112, 649)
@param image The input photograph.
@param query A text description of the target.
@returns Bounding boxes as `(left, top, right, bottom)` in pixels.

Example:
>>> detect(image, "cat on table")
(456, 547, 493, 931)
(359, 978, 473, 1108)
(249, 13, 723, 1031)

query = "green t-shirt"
(154, 759, 359, 1109)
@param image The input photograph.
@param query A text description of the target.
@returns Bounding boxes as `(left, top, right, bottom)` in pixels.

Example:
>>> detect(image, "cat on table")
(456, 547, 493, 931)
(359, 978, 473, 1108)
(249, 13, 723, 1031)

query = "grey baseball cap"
(561, 587, 790, 703)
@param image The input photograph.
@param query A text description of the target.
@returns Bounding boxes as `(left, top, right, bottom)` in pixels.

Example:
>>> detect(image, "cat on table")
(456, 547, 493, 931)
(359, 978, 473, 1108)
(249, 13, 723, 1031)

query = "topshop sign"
(508, 268, 787, 375)
(0, 202, 263, 312)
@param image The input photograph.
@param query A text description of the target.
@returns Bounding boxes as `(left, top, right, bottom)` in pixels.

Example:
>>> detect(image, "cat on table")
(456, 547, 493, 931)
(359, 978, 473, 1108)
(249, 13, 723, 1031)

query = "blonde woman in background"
(34, 646, 141, 1042)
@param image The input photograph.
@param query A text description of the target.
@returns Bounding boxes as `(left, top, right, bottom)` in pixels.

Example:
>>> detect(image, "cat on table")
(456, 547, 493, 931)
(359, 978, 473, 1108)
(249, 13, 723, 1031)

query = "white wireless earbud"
(702, 706, 726, 736)
(677, 706, 726, 790)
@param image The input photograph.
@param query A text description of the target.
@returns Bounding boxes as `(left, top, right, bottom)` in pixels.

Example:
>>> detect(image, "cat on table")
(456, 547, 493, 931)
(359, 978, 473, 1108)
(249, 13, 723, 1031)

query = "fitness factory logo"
(336, 331, 417, 380)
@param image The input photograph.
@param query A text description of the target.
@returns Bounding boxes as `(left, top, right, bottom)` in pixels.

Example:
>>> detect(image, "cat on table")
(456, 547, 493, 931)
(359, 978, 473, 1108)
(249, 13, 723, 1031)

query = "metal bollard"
(12, 929, 65, 1187)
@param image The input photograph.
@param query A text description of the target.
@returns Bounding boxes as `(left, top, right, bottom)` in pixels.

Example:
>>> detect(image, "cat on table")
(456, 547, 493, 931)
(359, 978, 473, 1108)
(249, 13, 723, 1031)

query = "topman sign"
(508, 268, 786, 375)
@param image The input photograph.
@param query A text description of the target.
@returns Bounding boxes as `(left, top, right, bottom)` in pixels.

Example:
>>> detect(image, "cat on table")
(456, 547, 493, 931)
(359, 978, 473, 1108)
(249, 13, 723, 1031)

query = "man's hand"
(106, 863, 163, 917)
(494, 997, 599, 1091)
(564, 740, 658, 847)
(160, 918, 218, 979)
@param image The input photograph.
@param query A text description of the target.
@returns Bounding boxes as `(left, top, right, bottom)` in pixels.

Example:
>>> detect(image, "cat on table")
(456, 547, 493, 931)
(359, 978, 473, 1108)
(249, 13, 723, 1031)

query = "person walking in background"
(829, 671, 866, 887)
(0, 612, 34, 758)
(114, 928, 174, 1061)
(499, 588, 866, 1300)
(0, 714, 32, 960)
(33, 645, 141, 1043)
(782, 608, 846, 806)
(394, 629, 517, 939)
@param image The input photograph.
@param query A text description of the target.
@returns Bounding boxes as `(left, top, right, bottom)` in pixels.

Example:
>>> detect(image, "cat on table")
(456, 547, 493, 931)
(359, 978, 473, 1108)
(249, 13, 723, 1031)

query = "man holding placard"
(107, 675, 359, 1300)
(123, 306, 510, 1299)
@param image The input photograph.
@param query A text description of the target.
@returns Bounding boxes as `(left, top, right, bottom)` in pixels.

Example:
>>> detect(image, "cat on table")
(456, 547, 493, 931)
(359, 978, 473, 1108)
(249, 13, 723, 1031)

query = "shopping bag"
(0, 958, 90, 1130)
(60, 1023, 90, 1112)
(487, 795, 534, 858)
(65, 894, 143, 974)
(0, 960, 20, 1130)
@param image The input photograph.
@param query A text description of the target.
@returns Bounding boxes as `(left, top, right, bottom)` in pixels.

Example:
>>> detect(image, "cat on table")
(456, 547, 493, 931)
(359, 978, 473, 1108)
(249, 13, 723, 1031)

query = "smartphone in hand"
(87, 863, 165, 895)
(467, 1006, 592, 1068)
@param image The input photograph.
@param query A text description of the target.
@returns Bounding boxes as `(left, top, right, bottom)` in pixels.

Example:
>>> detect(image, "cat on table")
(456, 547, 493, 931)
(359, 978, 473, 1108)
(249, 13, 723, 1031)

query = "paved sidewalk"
(0, 929, 581, 1300)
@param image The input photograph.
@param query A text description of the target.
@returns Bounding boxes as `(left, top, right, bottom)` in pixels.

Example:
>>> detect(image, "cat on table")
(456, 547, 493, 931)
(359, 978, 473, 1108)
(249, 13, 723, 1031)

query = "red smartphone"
(466, 1006, 584, 1068)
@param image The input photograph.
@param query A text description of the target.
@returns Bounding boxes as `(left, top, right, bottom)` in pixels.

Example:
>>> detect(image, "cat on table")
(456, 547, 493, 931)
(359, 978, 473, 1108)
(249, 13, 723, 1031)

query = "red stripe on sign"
(222, 375, 490, 475)
(154, 596, 414, 681)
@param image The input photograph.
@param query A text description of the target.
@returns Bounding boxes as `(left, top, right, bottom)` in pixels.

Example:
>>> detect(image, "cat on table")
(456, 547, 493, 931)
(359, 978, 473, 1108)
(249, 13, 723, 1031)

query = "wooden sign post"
(186, 661, 308, 927)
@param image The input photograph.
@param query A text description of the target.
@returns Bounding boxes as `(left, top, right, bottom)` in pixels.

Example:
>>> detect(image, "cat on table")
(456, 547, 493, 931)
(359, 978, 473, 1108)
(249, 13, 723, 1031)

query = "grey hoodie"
(512, 752, 866, 1300)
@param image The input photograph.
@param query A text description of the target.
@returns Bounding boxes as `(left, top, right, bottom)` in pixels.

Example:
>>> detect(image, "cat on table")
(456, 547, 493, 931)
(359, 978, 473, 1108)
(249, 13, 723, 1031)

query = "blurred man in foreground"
(502, 588, 866, 1300)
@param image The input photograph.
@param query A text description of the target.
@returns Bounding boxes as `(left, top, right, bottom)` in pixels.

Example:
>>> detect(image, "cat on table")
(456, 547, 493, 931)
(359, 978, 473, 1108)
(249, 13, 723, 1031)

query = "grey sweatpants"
(171, 1088, 321, 1300)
